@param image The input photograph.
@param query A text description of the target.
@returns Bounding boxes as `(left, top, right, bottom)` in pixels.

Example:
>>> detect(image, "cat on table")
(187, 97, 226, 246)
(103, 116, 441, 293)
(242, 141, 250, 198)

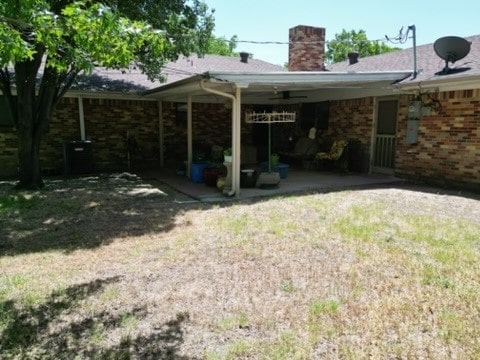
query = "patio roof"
(145, 69, 412, 198)
(143, 70, 413, 104)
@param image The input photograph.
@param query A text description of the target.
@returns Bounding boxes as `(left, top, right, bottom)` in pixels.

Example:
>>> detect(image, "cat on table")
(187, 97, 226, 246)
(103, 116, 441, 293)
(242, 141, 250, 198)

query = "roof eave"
(205, 70, 413, 85)
(398, 75, 480, 92)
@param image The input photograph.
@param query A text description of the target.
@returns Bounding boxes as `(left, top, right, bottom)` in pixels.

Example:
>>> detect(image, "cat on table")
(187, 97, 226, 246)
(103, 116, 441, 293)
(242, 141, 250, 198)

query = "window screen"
(377, 100, 397, 135)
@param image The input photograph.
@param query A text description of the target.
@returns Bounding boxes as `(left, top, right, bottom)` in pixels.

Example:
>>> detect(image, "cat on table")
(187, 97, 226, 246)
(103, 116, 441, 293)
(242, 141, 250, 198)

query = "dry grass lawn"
(1, 174, 479, 359)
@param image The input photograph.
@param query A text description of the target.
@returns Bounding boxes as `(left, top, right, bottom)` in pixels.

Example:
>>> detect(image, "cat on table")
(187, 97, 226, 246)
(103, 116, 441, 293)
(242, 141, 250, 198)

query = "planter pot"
(203, 166, 223, 187)
(224, 155, 232, 163)
(240, 169, 257, 188)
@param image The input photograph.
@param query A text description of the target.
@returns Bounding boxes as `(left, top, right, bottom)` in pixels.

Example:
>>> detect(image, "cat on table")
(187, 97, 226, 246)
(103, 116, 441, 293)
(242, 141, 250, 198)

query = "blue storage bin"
(260, 162, 289, 179)
(191, 162, 211, 183)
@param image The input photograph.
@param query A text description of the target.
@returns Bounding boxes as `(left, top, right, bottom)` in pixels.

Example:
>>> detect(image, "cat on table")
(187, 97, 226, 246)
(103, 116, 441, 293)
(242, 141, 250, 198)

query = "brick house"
(0, 56, 285, 177)
(1, 25, 479, 192)
(328, 32, 480, 191)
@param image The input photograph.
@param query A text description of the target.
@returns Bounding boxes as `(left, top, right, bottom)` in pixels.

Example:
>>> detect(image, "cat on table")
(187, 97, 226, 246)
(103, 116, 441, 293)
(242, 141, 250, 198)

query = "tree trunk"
(15, 56, 46, 189)
(17, 126, 43, 189)
(9, 55, 76, 189)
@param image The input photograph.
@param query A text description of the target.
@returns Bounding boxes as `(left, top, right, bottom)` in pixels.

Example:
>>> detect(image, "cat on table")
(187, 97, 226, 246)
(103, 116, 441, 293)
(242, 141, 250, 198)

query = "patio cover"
(144, 70, 412, 197)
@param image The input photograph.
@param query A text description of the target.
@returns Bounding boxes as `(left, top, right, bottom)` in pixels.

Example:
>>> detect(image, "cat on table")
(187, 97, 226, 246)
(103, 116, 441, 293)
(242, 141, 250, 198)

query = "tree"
(205, 35, 238, 56)
(0, 0, 213, 189)
(325, 29, 399, 64)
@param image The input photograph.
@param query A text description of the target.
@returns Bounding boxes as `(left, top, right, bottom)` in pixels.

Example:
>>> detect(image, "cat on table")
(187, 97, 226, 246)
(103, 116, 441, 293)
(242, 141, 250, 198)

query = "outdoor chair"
(314, 139, 349, 172)
(277, 136, 319, 167)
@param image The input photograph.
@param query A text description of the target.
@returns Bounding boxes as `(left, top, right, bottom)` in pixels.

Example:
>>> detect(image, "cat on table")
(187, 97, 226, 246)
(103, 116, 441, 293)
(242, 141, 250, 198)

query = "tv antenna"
(386, 25, 417, 79)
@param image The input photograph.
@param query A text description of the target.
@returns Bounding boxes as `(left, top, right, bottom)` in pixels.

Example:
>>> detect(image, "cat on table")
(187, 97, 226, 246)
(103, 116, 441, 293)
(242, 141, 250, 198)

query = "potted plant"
(223, 148, 232, 162)
(203, 164, 226, 187)
(270, 153, 280, 166)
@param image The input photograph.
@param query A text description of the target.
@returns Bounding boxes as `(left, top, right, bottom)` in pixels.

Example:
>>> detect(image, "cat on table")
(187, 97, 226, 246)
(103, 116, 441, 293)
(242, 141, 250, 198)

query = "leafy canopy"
(325, 29, 399, 64)
(205, 35, 238, 56)
(0, 0, 214, 82)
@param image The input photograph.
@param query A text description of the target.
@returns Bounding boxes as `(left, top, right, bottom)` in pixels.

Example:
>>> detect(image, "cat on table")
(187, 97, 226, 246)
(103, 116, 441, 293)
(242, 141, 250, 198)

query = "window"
(301, 101, 329, 131)
(176, 102, 187, 127)
(0, 96, 15, 127)
(377, 100, 397, 135)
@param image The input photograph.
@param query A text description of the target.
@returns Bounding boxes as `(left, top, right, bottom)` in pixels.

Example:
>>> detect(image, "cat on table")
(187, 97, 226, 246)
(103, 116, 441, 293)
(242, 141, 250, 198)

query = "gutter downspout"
(199, 79, 240, 197)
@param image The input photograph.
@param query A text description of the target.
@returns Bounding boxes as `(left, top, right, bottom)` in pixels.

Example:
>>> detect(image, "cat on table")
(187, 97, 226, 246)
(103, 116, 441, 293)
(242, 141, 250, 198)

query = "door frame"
(370, 97, 399, 174)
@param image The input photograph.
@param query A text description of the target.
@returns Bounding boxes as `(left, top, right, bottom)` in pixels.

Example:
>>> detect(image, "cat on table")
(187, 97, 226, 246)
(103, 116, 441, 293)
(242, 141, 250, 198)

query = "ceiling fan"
(268, 90, 308, 100)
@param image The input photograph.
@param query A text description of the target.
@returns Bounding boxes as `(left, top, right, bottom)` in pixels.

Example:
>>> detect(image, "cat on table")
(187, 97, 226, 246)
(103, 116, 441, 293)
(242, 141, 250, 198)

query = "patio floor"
(140, 167, 405, 203)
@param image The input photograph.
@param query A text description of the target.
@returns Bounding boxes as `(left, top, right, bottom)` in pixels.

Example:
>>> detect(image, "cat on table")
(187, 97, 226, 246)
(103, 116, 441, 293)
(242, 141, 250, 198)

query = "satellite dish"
(433, 36, 471, 74)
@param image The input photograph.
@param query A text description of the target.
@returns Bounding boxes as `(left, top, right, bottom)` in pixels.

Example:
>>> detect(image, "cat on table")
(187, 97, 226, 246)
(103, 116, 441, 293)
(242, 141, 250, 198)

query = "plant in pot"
(203, 164, 226, 187)
(270, 153, 280, 166)
(223, 148, 232, 162)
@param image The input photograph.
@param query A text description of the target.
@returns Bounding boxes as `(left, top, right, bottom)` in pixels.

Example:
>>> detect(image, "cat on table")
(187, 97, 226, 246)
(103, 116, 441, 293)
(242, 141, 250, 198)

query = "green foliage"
(0, 194, 38, 214)
(0, 0, 213, 80)
(325, 29, 399, 64)
(206, 35, 238, 56)
(0, 0, 214, 188)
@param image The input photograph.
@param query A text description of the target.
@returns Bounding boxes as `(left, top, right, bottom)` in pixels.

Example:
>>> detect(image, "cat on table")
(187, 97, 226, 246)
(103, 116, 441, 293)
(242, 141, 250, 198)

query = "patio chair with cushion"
(277, 137, 319, 166)
(314, 139, 349, 172)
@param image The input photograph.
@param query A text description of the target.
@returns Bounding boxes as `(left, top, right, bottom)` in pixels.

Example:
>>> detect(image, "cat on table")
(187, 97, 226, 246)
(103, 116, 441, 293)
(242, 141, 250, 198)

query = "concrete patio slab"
(141, 167, 405, 203)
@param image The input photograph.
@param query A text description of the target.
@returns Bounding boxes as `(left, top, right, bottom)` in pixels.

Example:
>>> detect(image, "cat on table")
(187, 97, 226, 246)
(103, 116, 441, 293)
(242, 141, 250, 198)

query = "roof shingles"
(328, 35, 480, 85)
(73, 54, 286, 93)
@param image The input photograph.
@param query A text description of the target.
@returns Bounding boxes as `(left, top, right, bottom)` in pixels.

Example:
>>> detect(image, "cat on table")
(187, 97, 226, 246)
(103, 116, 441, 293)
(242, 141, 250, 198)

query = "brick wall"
(160, 101, 233, 167)
(396, 90, 480, 189)
(1, 90, 478, 190)
(41, 97, 79, 173)
(325, 98, 375, 172)
(0, 97, 79, 177)
(0, 127, 17, 177)
(83, 98, 159, 171)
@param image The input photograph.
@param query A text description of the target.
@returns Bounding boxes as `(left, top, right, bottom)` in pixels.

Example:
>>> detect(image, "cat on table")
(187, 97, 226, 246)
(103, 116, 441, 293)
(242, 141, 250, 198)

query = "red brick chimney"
(288, 25, 326, 71)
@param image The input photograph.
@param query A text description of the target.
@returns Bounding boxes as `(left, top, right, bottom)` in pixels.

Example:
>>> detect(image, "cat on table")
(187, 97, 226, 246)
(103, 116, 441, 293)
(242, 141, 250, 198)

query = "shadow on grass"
(1, 173, 478, 257)
(0, 276, 193, 359)
(0, 174, 211, 257)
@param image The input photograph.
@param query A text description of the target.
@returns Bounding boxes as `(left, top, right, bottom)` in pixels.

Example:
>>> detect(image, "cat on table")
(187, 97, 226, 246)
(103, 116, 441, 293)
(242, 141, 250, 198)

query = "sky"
(202, 0, 480, 66)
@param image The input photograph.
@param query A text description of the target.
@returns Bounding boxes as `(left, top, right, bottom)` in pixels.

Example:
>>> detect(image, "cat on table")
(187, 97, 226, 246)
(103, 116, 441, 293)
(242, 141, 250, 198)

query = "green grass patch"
(206, 339, 255, 360)
(279, 280, 295, 293)
(309, 299, 340, 317)
(260, 330, 310, 359)
(120, 312, 139, 330)
(215, 314, 249, 331)
(0, 194, 39, 214)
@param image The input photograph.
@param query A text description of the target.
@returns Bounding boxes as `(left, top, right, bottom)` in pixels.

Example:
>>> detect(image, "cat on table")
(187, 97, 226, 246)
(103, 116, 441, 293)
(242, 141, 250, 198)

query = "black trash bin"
(240, 169, 257, 188)
(64, 140, 94, 175)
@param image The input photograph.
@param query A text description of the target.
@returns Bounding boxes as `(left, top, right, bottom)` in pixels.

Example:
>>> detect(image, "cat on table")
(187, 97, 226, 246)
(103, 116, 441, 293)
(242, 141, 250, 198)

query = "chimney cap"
(239, 52, 249, 63)
(347, 51, 359, 65)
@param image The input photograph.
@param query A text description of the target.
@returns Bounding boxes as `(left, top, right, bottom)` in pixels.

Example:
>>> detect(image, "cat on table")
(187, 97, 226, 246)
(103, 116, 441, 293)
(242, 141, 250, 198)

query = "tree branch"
(0, 15, 32, 31)
(0, 67, 18, 126)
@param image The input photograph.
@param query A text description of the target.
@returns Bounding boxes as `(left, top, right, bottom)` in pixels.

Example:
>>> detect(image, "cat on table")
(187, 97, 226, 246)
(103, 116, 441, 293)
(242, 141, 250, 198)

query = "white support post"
(187, 96, 193, 178)
(199, 80, 247, 197)
(369, 97, 378, 174)
(78, 97, 86, 140)
(233, 86, 242, 197)
(158, 101, 164, 168)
